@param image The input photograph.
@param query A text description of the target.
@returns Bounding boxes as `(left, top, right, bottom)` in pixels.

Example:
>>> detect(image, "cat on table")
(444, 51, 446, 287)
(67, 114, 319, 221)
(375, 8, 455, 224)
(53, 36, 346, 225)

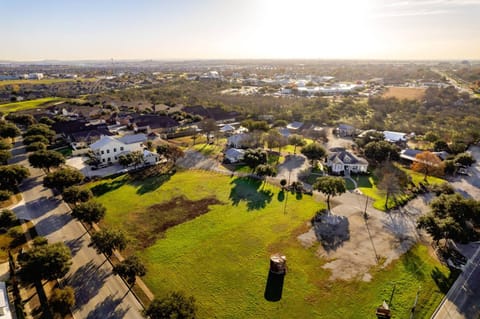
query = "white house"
(143, 149, 161, 165)
(89, 134, 147, 164)
(224, 148, 246, 163)
(383, 131, 407, 143)
(227, 133, 249, 148)
(0, 282, 12, 319)
(326, 148, 368, 175)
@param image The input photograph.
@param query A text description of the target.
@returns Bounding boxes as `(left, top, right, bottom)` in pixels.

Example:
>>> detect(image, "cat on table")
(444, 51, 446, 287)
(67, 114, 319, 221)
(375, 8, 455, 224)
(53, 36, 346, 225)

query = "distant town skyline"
(1, 0, 480, 61)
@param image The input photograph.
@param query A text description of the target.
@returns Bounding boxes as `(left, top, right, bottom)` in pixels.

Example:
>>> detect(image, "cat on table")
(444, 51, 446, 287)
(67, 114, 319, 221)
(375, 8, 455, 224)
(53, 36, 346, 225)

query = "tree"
(301, 142, 326, 165)
(112, 255, 146, 287)
(433, 140, 450, 152)
(0, 209, 17, 228)
(23, 134, 50, 145)
(89, 228, 128, 258)
(5, 113, 35, 127)
(44, 167, 84, 192)
(0, 150, 11, 165)
(144, 291, 197, 319)
(23, 123, 55, 140)
(313, 176, 346, 211)
(71, 201, 106, 228)
(454, 152, 475, 166)
(411, 151, 444, 182)
(118, 151, 144, 168)
(0, 164, 30, 191)
(62, 186, 93, 205)
(355, 130, 384, 148)
(18, 242, 72, 281)
(0, 139, 11, 150)
(363, 141, 399, 163)
(157, 143, 184, 163)
(0, 122, 20, 138)
(25, 141, 47, 152)
(199, 119, 218, 143)
(255, 164, 276, 184)
(241, 119, 270, 132)
(375, 162, 409, 210)
(243, 148, 267, 172)
(273, 119, 288, 127)
(418, 193, 480, 244)
(39, 116, 55, 126)
(28, 150, 65, 172)
(423, 131, 439, 143)
(288, 134, 306, 154)
(50, 286, 75, 316)
(264, 130, 282, 152)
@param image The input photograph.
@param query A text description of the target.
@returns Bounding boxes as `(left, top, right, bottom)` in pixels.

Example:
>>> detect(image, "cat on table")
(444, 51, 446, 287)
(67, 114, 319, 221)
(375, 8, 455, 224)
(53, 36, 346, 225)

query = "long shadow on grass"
(264, 271, 285, 302)
(91, 178, 128, 196)
(431, 266, 459, 294)
(135, 173, 171, 195)
(229, 177, 273, 211)
(401, 248, 426, 280)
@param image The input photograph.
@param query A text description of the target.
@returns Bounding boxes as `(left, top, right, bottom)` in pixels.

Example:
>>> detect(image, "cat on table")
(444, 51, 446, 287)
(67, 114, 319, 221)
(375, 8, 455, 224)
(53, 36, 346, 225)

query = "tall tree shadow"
(67, 260, 109, 307)
(264, 271, 285, 302)
(431, 266, 460, 294)
(229, 177, 273, 211)
(86, 295, 130, 319)
(135, 173, 171, 195)
(65, 236, 86, 257)
(91, 178, 128, 196)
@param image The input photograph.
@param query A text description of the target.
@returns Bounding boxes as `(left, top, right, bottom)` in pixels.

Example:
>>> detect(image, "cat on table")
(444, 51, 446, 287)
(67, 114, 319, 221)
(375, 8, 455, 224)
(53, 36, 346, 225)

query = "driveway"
(10, 138, 143, 319)
(276, 154, 310, 183)
(66, 156, 125, 178)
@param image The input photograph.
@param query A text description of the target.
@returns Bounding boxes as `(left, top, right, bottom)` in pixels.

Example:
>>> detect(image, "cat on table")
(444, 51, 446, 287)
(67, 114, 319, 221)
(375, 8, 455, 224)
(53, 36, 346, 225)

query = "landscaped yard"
(356, 167, 445, 211)
(0, 97, 64, 113)
(88, 170, 450, 318)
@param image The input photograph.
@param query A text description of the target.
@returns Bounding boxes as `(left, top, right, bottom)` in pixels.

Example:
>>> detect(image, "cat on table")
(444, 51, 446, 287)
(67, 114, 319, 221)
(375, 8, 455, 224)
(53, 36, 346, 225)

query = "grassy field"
(0, 97, 64, 113)
(0, 78, 96, 87)
(382, 87, 426, 101)
(90, 170, 450, 318)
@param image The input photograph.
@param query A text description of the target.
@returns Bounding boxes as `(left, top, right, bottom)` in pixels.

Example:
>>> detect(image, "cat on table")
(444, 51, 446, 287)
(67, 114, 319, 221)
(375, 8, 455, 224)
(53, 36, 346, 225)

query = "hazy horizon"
(2, 0, 480, 61)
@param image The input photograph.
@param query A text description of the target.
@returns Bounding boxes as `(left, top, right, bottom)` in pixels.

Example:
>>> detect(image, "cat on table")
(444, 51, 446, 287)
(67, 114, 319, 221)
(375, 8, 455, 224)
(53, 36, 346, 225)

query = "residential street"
(431, 244, 480, 319)
(10, 138, 143, 319)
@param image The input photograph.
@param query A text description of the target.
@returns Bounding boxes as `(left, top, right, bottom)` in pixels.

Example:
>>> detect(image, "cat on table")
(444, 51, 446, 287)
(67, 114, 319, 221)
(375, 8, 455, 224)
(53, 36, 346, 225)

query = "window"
(102, 158, 105, 162)
(114, 156, 117, 160)
(108, 157, 111, 162)
(114, 148, 117, 152)
(101, 150, 104, 154)
(120, 146, 124, 151)
(107, 149, 110, 154)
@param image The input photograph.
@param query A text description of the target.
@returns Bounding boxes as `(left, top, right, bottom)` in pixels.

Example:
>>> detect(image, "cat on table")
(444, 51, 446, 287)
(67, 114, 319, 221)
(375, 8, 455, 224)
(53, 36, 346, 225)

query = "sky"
(1, 0, 479, 61)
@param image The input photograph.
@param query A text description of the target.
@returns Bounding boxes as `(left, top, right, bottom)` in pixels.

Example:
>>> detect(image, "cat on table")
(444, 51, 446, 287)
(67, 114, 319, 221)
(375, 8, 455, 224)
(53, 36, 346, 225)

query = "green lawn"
(191, 139, 226, 156)
(0, 97, 64, 113)
(90, 170, 450, 318)
(356, 167, 445, 211)
(0, 78, 96, 87)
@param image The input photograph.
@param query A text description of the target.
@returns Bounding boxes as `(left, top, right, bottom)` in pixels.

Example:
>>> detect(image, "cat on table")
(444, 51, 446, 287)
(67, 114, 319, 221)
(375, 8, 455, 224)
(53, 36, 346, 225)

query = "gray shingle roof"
(118, 133, 147, 144)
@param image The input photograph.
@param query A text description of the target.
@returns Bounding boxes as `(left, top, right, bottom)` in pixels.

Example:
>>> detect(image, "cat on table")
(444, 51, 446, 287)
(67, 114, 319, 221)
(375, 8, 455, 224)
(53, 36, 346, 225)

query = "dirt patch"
(298, 202, 421, 281)
(130, 195, 222, 249)
(382, 87, 426, 100)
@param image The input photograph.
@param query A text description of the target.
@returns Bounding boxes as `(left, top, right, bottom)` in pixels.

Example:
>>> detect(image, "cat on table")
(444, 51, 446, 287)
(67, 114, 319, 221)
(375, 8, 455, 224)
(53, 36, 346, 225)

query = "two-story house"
(89, 133, 147, 164)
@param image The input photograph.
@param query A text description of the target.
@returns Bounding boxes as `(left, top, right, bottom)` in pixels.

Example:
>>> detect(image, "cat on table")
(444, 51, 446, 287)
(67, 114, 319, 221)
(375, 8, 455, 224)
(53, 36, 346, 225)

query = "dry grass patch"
(383, 87, 426, 100)
(126, 195, 222, 250)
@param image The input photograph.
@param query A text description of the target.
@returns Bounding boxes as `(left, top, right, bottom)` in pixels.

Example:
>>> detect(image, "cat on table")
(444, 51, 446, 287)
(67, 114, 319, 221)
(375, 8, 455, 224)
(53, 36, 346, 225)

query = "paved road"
(10, 138, 143, 319)
(431, 244, 480, 319)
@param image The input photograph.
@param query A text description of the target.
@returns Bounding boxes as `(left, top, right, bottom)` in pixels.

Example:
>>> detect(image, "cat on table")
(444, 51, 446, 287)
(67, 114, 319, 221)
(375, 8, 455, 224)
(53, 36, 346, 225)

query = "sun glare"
(253, 0, 376, 58)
